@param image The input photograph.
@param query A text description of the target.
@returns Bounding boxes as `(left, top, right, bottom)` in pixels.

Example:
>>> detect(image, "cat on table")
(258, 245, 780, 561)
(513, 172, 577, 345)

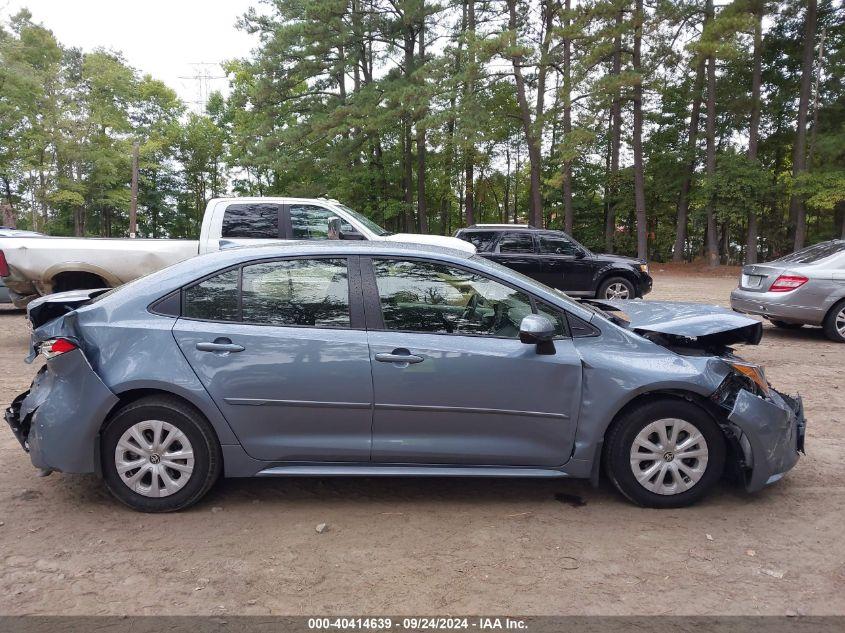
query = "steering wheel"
(461, 293, 480, 321)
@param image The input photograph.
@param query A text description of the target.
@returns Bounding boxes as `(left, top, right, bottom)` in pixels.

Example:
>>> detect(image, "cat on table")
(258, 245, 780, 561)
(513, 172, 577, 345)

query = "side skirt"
(255, 464, 573, 479)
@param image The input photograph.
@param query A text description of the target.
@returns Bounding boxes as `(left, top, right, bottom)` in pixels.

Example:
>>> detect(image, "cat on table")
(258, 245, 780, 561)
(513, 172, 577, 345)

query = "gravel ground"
(0, 271, 843, 616)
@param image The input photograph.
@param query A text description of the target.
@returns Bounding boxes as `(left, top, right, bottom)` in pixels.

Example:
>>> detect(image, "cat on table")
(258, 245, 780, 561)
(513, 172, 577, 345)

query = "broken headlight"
(726, 360, 770, 397)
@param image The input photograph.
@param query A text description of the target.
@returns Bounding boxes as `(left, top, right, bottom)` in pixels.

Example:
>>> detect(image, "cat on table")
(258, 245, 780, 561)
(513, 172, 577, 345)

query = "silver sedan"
(731, 240, 845, 343)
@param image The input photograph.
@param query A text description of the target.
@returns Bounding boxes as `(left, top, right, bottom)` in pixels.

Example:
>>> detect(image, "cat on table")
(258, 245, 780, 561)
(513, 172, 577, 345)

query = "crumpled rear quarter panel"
(23, 349, 119, 473)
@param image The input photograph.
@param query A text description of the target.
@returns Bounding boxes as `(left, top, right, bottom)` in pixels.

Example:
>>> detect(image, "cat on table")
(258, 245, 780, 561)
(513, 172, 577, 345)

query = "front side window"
(222, 204, 280, 239)
(539, 234, 579, 256)
(290, 204, 339, 240)
(183, 268, 240, 321)
(241, 258, 350, 327)
(372, 259, 533, 338)
(497, 232, 535, 254)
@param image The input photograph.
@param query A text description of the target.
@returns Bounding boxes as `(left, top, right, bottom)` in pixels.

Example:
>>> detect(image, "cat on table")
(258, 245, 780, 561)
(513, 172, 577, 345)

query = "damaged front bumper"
(719, 387, 806, 493)
(4, 349, 118, 474)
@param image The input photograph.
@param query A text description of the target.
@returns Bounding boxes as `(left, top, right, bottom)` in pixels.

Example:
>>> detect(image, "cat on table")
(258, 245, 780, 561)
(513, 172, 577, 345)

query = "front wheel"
(101, 396, 222, 512)
(823, 300, 845, 343)
(597, 276, 636, 300)
(604, 399, 726, 508)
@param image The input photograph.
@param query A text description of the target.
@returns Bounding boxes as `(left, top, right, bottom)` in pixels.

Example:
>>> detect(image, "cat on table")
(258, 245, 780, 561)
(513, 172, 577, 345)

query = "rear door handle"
(375, 351, 424, 365)
(196, 340, 245, 353)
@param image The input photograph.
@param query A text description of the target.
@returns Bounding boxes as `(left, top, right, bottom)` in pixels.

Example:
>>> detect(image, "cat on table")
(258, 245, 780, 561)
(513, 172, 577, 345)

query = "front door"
(172, 256, 373, 462)
(364, 257, 582, 467)
(537, 232, 594, 292)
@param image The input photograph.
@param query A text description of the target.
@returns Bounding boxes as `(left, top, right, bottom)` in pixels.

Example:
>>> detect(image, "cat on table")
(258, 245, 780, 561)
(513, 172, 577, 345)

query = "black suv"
(454, 225, 652, 299)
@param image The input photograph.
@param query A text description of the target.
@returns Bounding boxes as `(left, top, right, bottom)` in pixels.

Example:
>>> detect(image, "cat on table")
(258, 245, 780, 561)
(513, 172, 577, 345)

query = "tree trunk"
(562, 0, 574, 234)
(463, 0, 476, 227)
(789, 0, 817, 251)
(605, 7, 623, 253)
(704, 0, 719, 267)
(507, 0, 546, 229)
(745, 0, 763, 264)
(672, 58, 706, 262)
(416, 20, 428, 233)
(807, 26, 826, 166)
(632, 0, 647, 260)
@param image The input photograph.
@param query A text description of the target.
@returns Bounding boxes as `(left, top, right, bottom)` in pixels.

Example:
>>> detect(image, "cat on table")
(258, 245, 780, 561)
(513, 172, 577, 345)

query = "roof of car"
(216, 239, 476, 261)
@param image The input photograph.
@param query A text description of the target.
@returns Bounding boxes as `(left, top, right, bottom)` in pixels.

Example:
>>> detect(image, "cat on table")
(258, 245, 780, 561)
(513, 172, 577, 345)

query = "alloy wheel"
(114, 420, 195, 498)
(837, 306, 845, 338)
(629, 418, 709, 495)
(604, 282, 631, 299)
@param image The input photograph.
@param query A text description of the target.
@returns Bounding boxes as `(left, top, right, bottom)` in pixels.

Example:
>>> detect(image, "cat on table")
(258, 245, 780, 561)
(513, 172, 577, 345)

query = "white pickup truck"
(0, 197, 474, 306)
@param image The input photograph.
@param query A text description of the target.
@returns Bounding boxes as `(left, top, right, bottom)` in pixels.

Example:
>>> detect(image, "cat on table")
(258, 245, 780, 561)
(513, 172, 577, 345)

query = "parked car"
(0, 198, 474, 307)
(5, 241, 804, 512)
(0, 227, 42, 304)
(454, 224, 652, 300)
(730, 239, 845, 343)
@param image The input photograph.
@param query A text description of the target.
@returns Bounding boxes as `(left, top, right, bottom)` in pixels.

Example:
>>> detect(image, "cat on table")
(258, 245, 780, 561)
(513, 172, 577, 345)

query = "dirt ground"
(0, 270, 843, 616)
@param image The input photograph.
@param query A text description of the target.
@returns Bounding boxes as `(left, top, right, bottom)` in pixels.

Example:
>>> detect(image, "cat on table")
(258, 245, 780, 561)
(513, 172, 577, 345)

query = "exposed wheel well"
(51, 270, 109, 293)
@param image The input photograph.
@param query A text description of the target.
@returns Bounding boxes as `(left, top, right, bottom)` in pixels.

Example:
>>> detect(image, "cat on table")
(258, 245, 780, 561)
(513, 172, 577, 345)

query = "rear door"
(488, 232, 541, 278)
(172, 256, 373, 462)
(364, 257, 582, 467)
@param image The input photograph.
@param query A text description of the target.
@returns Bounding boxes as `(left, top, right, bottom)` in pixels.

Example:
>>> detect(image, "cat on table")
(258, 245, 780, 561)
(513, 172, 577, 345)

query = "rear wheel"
(597, 276, 636, 300)
(823, 300, 845, 343)
(604, 399, 726, 508)
(770, 319, 804, 330)
(102, 396, 221, 512)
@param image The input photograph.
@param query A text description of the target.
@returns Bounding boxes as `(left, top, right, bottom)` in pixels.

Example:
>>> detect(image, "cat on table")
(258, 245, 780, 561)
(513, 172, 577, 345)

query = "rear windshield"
(774, 241, 845, 264)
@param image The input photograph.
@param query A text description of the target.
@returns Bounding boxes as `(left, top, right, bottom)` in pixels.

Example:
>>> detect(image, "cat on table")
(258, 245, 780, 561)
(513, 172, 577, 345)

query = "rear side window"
(183, 268, 240, 321)
(497, 233, 534, 254)
(459, 231, 499, 252)
(221, 204, 280, 239)
(241, 259, 350, 327)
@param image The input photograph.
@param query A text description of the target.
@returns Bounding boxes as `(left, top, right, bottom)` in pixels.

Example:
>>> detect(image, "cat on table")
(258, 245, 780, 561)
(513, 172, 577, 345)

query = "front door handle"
(196, 339, 245, 354)
(375, 350, 424, 365)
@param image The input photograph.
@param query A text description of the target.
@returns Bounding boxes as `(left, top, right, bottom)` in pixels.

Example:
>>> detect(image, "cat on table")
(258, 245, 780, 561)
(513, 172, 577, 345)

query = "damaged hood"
(590, 299, 763, 347)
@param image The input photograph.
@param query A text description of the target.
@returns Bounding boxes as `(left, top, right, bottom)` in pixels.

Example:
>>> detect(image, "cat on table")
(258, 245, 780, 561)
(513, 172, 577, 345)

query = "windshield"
(336, 204, 394, 237)
(774, 240, 845, 264)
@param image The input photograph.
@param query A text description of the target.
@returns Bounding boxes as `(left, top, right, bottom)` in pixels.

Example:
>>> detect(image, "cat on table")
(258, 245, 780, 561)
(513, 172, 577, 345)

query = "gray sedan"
(731, 240, 845, 342)
(5, 242, 805, 512)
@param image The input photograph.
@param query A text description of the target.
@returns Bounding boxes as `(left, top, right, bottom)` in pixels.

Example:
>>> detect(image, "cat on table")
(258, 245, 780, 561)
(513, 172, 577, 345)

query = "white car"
(0, 198, 473, 306)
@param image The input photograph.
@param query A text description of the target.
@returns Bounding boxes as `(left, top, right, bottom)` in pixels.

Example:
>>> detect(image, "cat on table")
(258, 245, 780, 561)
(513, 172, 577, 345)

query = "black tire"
(101, 395, 222, 512)
(770, 319, 803, 330)
(822, 299, 845, 343)
(604, 398, 726, 508)
(597, 276, 636, 300)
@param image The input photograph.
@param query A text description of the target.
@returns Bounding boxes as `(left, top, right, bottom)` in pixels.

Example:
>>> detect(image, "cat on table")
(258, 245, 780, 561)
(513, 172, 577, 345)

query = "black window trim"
(361, 255, 576, 340)
(177, 254, 365, 331)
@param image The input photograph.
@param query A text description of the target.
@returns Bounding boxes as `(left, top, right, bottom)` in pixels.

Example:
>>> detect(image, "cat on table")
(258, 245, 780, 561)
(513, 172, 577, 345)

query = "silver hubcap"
(605, 282, 630, 299)
(630, 418, 709, 495)
(836, 307, 845, 337)
(115, 420, 194, 498)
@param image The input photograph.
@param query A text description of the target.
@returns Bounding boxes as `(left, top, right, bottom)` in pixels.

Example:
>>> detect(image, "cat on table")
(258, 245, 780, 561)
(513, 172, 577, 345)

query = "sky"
(1, 0, 260, 111)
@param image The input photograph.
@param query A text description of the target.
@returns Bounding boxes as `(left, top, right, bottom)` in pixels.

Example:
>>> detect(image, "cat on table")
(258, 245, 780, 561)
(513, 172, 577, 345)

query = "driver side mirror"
(519, 315, 556, 355)
(328, 216, 365, 240)
(574, 249, 586, 259)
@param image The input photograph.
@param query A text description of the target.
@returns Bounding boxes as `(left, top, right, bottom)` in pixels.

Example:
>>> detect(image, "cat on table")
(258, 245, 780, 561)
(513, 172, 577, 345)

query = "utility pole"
(130, 142, 139, 238)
